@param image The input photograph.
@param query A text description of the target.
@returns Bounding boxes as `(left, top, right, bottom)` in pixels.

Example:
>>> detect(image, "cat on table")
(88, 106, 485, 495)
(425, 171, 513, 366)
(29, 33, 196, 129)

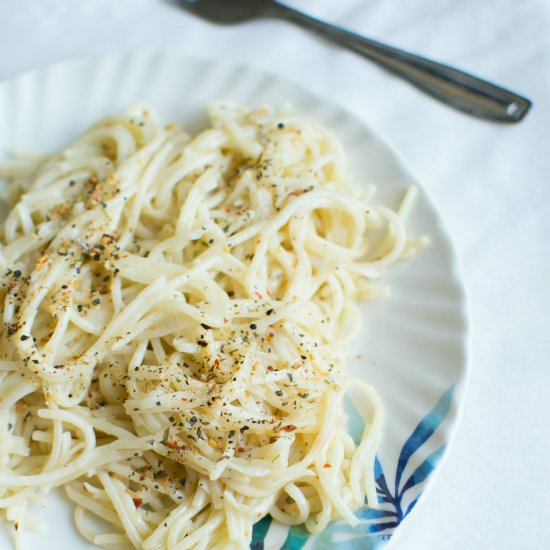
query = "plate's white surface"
(0, 52, 469, 550)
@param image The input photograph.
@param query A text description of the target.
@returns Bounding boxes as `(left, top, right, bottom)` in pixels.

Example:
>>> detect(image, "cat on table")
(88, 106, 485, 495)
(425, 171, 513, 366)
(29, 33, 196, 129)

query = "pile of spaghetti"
(0, 103, 422, 549)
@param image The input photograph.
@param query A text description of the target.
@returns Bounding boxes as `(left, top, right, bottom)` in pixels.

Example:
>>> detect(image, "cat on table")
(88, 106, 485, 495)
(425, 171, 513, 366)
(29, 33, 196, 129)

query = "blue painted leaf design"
(281, 524, 310, 550)
(398, 444, 446, 498)
(374, 456, 383, 480)
(364, 521, 399, 534)
(356, 508, 397, 521)
(394, 385, 454, 493)
(404, 496, 419, 518)
(251, 515, 272, 549)
(374, 456, 392, 503)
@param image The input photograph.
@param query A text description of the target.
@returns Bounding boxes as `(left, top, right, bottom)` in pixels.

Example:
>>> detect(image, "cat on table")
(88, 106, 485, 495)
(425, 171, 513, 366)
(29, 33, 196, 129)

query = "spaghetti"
(0, 102, 423, 549)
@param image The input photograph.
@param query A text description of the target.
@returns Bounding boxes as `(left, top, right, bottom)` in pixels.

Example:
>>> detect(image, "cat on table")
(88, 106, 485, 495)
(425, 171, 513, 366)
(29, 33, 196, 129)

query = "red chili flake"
(223, 318, 228, 324)
(280, 425, 297, 432)
(237, 447, 246, 453)
(139, 475, 145, 481)
(214, 359, 220, 369)
(255, 291, 263, 300)
(133, 497, 143, 508)
(323, 463, 332, 468)
(166, 440, 179, 448)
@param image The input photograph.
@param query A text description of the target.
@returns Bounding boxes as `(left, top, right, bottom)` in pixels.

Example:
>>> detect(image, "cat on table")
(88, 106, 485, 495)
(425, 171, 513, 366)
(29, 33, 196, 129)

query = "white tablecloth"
(1, 1, 549, 548)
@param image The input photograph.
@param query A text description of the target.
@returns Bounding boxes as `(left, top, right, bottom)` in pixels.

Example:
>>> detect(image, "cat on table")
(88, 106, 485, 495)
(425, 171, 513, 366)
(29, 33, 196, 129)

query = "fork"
(172, 0, 531, 123)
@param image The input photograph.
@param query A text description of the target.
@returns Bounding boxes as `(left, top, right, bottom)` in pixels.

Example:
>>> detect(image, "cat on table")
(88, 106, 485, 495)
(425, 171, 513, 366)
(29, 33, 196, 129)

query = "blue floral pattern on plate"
(251, 385, 455, 549)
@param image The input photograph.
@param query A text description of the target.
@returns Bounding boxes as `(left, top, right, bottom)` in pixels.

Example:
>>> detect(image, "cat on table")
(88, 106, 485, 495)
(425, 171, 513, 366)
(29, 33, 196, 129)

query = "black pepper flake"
(240, 425, 249, 434)
(188, 416, 197, 426)
(92, 298, 101, 305)
(197, 340, 208, 347)
(249, 323, 257, 330)
(275, 390, 283, 397)
(200, 323, 211, 330)
(13, 270, 21, 279)
(156, 401, 161, 406)
(77, 304, 83, 312)
(266, 309, 273, 315)
(19, 335, 29, 341)
(298, 392, 309, 399)
(277, 122, 285, 129)
(228, 430, 235, 439)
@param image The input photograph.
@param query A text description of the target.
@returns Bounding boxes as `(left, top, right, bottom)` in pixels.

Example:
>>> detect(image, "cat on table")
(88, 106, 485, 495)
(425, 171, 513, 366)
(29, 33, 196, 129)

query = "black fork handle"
(269, 2, 531, 122)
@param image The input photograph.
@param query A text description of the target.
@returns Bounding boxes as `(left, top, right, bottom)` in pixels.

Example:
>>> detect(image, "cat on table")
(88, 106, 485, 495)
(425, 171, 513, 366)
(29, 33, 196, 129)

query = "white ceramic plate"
(0, 52, 469, 550)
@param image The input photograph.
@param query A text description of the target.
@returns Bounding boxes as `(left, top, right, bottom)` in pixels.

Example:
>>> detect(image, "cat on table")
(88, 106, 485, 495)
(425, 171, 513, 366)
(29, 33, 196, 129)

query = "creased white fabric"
(0, 1, 549, 548)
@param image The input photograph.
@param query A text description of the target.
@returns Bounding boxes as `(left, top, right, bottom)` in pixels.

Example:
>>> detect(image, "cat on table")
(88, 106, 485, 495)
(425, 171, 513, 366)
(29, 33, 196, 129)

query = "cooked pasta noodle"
(0, 102, 424, 549)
